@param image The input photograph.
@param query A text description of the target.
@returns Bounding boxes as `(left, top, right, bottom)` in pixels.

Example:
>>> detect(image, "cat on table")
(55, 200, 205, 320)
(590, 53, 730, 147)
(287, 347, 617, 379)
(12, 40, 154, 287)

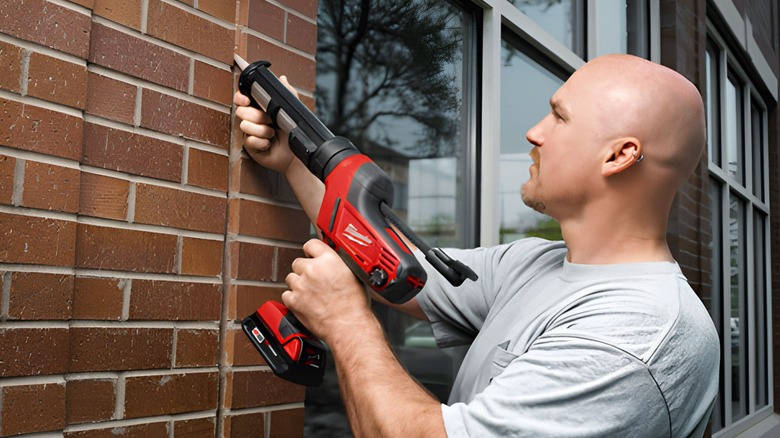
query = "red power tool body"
(235, 55, 477, 386)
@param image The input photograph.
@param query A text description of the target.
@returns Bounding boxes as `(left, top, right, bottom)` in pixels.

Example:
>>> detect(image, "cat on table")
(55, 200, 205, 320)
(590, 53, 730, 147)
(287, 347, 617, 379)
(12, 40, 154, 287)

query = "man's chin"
(521, 186, 546, 213)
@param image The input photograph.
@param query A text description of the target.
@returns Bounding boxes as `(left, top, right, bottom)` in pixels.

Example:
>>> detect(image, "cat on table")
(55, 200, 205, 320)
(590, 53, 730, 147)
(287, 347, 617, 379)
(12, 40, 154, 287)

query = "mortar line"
(83, 110, 231, 157)
(181, 146, 190, 185)
(114, 373, 126, 420)
(188, 58, 195, 96)
(171, 327, 179, 369)
(0, 375, 67, 387)
(121, 279, 132, 321)
(0, 88, 82, 118)
(127, 181, 136, 223)
(1, 272, 11, 319)
(0, 145, 80, 169)
(0, 33, 88, 66)
(175, 235, 184, 275)
(11, 158, 25, 206)
(19, 49, 30, 96)
(141, 0, 149, 34)
(0, 264, 224, 284)
(134, 86, 143, 127)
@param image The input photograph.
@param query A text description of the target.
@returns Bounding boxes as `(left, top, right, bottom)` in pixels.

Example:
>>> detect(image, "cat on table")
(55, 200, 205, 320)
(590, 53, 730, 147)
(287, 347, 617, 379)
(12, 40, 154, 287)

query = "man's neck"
(559, 211, 674, 265)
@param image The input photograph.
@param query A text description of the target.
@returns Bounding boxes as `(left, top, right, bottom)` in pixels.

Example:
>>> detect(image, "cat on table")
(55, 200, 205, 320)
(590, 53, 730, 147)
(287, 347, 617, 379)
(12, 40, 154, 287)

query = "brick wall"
(0, 0, 318, 436)
(659, 0, 711, 301)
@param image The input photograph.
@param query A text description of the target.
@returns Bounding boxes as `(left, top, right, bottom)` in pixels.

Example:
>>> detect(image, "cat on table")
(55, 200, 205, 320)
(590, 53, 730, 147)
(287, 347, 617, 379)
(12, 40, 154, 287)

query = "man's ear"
(602, 138, 642, 177)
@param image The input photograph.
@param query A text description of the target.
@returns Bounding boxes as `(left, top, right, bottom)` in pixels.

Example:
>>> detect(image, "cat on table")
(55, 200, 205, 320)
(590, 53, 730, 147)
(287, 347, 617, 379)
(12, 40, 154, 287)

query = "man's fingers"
(279, 75, 299, 98)
(239, 120, 276, 140)
(302, 239, 332, 258)
(233, 91, 250, 106)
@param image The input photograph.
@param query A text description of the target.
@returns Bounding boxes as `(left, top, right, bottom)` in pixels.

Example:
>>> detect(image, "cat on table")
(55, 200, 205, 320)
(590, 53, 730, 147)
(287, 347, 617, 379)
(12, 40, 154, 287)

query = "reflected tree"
(316, 0, 462, 158)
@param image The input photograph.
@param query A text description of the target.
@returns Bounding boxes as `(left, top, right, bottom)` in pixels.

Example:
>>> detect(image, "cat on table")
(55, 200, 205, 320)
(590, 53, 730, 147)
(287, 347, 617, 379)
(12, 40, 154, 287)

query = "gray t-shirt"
(416, 238, 720, 437)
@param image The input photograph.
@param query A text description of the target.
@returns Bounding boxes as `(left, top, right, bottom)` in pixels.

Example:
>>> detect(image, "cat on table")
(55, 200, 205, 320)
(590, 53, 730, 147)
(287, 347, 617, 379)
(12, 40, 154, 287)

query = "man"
(233, 54, 720, 437)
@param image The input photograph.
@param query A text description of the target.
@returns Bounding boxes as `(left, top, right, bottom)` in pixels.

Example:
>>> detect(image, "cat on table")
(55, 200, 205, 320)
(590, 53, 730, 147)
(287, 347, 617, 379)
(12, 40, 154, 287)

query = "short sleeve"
(440, 336, 671, 437)
(416, 239, 567, 348)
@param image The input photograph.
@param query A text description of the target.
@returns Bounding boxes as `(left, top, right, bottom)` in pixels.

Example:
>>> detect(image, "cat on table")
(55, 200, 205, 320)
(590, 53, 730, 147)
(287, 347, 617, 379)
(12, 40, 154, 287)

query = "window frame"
(706, 22, 773, 437)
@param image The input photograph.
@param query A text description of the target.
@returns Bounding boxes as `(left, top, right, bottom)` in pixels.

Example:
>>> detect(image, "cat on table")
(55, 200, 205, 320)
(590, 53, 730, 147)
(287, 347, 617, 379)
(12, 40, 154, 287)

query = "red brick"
(0, 0, 91, 58)
(245, 0, 285, 41)
(146, 0, 234, 64)
(181, 237, 223, 276)
(141, 90, 230, 148)
(85, 73, 137, 125)
(174, 417, 215, 438)
(0, 213, 77, 266)
(242, 34, 316, 91)
(75, 224, 178, 273)
(69, 327, 173, 372)
(198, 0, 235, 22)
(78, 172, 129, 220)
(0, 99, 83, 160)
(0, 40, 23, 92)
(175, 329, 219, 367)
(8, 272, 73, 320)
(277, 246, 305, 276)
(235, 198, 309, 241)
(124, 372, 219, 418)
(133, 184, 226, 233)
(228, 369, 305, 409)
(72, 277, 124, 320)
(64, 423, 169, 438)
(234, 241, 275, 281)
(232, 284, 284, 320)
(89, 22, 188, 91)
(0, 383, 66, 436)
(129, 280, 221, 320)
(278, 0, 317, 18)
(27, 52, 88, 109)
(66, 379, 116, 424)
(93, 0, 143, 30)
(0, 155, 15, 205)
(285, 13, 317, 54)
(193, 61, 233, 106)
(226, 412, 264, 438)
(22, 161, 81, 213)
(187, 148, 229, 192)
(270, 408, 305, 438)
(82, 123, 183, 182)
(0, 328, 69, 377)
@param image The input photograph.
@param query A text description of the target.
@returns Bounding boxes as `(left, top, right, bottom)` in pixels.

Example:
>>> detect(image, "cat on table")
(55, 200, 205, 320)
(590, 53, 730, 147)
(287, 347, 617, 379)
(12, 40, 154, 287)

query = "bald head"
(572, 54, 706, 187)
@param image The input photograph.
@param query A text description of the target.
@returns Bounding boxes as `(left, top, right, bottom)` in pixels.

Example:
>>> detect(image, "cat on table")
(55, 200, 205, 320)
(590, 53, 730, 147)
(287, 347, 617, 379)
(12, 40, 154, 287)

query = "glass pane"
(725, 73, 744, 184)
(626, 0, 650, 58)
(753, 211, 768, 410)
(509, 0, 585, 57)
(751, 101, 765, 200)
(708, 178, 725, 431)
(705, 42, 721, 166)
(729, 192, 746, 422)
(499, 36, 566, 244)
(311, 1, 476, 435)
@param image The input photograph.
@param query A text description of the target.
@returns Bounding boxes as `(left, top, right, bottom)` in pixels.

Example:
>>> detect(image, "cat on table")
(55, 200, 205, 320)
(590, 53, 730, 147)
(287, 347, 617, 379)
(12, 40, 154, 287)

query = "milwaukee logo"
(344, 223, 372, 246)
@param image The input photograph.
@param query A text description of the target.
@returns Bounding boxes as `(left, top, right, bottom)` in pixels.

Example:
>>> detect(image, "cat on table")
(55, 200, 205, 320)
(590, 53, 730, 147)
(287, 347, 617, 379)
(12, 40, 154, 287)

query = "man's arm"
(284, 239, 445, 438)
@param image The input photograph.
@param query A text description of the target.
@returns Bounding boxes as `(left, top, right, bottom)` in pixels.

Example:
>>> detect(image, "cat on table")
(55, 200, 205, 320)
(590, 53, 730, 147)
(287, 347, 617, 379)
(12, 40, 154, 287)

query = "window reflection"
(499, 35, 565, 243)
(729, 193, 746, 422)
(309, 1, 476, 436)
(725, 73, 744, 184)
(509, 0, 585, 56)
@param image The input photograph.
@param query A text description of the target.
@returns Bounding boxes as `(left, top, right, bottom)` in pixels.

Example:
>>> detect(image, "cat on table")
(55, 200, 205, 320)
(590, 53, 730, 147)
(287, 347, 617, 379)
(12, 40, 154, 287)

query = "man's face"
(520, 69, 608, 218)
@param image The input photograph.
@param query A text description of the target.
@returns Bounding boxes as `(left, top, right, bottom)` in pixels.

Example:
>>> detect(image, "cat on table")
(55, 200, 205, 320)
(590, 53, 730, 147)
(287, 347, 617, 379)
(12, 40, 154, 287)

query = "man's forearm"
(284, 158, 324, 226)
(328, 314, 447, 438)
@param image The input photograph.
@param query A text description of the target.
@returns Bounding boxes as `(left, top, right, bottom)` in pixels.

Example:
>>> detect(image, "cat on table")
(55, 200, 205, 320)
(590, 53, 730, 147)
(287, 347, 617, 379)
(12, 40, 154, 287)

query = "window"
(705, 30, 771, 434)
(508, 0, 586, 57)
(309, 1, 479, 435)
(499, 33, 566, 243)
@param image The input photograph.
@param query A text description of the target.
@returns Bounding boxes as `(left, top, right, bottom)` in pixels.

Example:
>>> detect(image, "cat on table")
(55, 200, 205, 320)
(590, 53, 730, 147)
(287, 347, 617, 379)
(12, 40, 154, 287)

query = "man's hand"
(283, 239, 373, 341)
(233, 75, 297, 174)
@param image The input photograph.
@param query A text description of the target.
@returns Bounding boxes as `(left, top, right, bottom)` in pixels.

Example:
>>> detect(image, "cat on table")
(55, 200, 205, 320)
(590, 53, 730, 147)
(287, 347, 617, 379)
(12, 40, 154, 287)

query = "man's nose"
(526, 120, 544, 147)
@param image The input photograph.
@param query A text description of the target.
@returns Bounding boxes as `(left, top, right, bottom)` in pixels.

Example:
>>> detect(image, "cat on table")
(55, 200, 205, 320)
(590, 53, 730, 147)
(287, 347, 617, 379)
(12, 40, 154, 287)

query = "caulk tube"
(235, 55, 358, 181)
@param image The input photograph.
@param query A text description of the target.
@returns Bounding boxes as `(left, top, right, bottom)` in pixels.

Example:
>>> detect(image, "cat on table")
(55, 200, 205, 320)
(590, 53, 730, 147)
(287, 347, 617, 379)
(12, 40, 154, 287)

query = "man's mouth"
(529, 147, 540, 165)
